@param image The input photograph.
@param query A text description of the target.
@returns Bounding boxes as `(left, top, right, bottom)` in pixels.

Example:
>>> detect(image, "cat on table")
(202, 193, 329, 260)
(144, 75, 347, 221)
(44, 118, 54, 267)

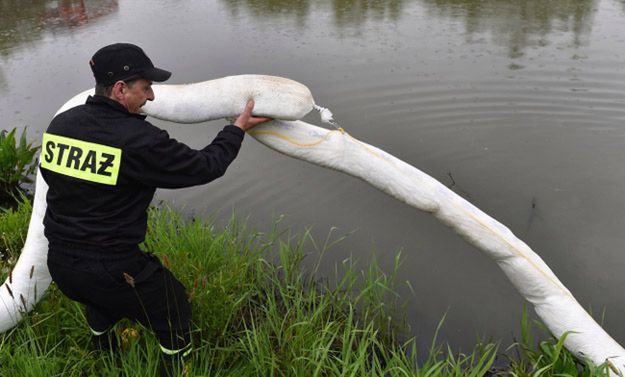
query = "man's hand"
(234, 100, 272, 132)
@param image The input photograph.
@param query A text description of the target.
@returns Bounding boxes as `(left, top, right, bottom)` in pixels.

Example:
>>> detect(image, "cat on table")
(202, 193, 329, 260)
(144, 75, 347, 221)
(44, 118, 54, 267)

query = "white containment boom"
(1, 74, 624, 373)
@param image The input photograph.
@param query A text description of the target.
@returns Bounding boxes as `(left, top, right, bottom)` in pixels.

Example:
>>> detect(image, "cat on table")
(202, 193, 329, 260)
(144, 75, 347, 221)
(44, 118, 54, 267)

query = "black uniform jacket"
(41, 95, 245, 247)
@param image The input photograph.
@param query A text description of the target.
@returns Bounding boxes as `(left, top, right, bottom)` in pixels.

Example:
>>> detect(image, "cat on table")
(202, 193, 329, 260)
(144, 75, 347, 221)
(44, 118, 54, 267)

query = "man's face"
(121, 79, 154, 113)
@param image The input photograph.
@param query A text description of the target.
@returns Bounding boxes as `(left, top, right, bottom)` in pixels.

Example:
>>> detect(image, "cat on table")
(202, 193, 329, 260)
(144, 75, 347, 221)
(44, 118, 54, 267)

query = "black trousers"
(46, 240, 191, 352)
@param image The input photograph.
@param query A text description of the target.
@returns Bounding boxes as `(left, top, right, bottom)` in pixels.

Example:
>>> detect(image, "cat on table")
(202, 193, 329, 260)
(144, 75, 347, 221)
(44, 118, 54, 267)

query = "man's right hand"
(234, 100, 272, 132)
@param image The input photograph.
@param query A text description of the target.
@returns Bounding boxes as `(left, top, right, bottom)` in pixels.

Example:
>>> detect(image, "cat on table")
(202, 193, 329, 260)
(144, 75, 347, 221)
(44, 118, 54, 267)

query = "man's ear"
(110, 81, 126, 101)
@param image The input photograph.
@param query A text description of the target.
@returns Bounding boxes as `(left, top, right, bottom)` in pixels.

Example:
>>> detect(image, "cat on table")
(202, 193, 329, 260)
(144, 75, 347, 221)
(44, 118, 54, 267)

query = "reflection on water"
(224, 0, 311, 24)
(223, 0, 406, 27)
(0, 0, 117, 55)
(222, 0, 596, 58)
(40, 0, 118, 30)
(0, 67, 5, 90)
(422, 0, 597, 58)
(329, 0, 406, 27)
(0, 0, 599, 59)
(0, 1, 47, 54)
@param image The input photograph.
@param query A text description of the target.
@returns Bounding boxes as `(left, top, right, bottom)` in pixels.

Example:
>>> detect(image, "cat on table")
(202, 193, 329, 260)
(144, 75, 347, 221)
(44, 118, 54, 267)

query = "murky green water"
(2, 0, 625, 351)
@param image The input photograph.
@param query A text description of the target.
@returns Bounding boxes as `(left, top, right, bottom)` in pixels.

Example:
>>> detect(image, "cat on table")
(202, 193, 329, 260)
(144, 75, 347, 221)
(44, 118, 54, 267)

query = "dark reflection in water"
(224, 0, 312, 25)
(0, 0, 118, 55)
(0, 67, 5, 90)
(223, 0, 406, 27)
(222, 0, 597, 58)
(329, 0, 406, 27)
(39, 0, 118, 30)
(422, 0, 597, 58)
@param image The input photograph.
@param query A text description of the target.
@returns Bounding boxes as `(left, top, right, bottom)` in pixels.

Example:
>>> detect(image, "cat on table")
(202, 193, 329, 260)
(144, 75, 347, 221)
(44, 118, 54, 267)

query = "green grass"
(0, 193, 31, 264)
(0, 200, 612, 376)
(499, 308, 612, 377)
(0, 127, 39, 210)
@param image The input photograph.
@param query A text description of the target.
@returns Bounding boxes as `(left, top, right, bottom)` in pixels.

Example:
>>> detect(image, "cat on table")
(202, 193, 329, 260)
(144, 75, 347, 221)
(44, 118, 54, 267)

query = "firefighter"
(41, 43, 270, 376)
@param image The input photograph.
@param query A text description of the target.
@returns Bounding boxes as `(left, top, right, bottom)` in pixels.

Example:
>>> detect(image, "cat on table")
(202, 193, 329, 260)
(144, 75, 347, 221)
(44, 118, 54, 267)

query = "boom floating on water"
(2, 74, 624, 373)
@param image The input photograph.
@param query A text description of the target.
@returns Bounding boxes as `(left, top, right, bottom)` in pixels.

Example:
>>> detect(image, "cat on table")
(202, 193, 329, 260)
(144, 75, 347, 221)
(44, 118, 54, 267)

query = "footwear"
(158, 344, 191, 377)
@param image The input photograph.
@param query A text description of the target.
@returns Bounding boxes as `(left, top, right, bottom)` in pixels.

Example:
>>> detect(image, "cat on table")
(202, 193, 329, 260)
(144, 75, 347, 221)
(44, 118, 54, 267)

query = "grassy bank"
(0, 200, 611, 376)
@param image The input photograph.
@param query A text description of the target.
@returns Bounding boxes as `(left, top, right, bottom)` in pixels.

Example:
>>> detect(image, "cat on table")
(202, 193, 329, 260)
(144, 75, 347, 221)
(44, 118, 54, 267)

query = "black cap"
(89, 43, 171, 85)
